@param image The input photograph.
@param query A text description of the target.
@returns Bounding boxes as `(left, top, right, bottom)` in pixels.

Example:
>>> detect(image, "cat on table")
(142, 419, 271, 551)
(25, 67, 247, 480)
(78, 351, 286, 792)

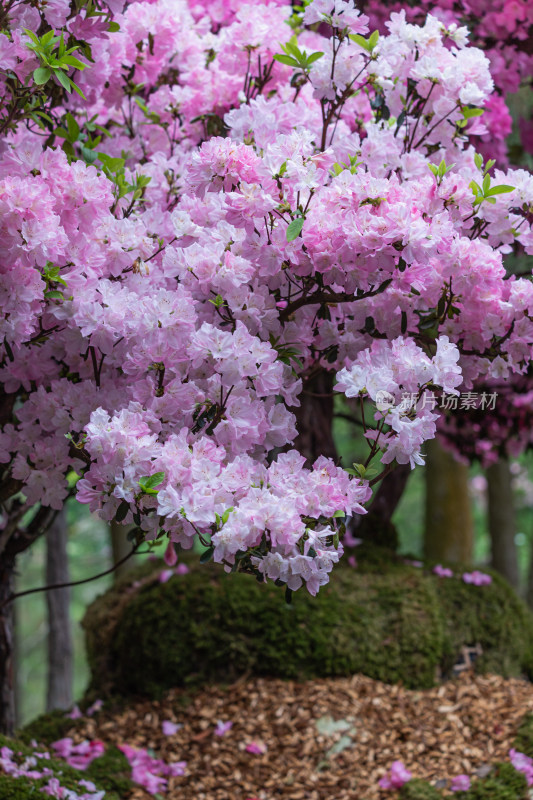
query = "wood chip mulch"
(74, 672, 533, 800)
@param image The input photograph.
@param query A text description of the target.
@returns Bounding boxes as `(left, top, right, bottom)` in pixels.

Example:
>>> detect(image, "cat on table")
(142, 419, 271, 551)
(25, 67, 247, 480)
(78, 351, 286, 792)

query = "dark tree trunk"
(294, 370, 337, 464)
(0, 555, 16, 735)
(487, 458, 519, 589)
(110, 520, 134, 582)
(424, 438, 473, 564)
(352, 464, 411, 550)
(0, 504, 56, 734)
(46, 509, 73, 712)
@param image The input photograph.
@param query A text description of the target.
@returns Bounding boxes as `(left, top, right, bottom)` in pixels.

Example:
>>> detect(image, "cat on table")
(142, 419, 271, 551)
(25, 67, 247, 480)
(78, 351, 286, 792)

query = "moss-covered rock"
(0, 734, 130, 799)
(399, 779, 442, 799)
(18, 708, 82, 746)
(513, 713, 533, 759)
(457, 762, 528, 799)
(82, 547, 533, 698)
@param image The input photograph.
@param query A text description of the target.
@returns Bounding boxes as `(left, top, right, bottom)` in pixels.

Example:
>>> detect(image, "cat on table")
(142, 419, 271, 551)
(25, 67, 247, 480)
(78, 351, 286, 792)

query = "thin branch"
(1, 543, 141, 609)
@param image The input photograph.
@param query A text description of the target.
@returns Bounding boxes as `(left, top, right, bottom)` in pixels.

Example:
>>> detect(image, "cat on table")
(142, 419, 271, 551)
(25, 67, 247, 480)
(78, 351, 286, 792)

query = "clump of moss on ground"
(18, 708, 82, 745)
(0, 734, 130, 799)
(82, 545, 533, 698)
(399, 779, 441, 799)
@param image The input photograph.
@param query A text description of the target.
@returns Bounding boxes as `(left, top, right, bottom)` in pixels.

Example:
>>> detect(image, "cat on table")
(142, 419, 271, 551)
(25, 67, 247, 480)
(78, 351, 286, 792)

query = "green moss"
(399, 779, 442, 799)
(85, 745, 132, 795)
(18, 708, 81, 746)
(83, 546, 533, 698)
(434, 569, 533, 680)
(458, 763, 528, 799)
(0, 735, 127, 799)
(514, 713, 533, 758)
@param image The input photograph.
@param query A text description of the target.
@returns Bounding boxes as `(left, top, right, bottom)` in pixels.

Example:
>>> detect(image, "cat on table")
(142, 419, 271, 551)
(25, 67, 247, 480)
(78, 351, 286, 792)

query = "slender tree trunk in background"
(0, 555, 16, 735)
(294, 370, 337, 464)
(423, 438, 473, 564)
(110, 521, 135, 582)
(46, 508, 73, 712)
(526, 523, 533, 609)
(486, 458, 519, 590)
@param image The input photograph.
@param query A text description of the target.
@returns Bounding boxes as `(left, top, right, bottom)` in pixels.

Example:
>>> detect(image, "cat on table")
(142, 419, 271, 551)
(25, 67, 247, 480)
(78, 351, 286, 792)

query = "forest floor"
(72, 671, 533, 799)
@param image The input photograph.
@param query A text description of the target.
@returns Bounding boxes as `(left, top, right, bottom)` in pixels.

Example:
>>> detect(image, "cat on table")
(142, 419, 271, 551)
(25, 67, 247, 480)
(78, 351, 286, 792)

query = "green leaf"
(200, 546, 214, 564)
(97, 153, 125, 173)
(474, 153, 483, 170)
(70, 81, 86, 100)
(273, 54, 299, 67)
(486, 184, 515, 196)
(368, 30, 379, 49)
(138, 472, 165, 494)
(33, 67, 51, 84)
(333, 510, 345, 518)
(61, 54, 86, 70)
(349, 33, 371, 52)
(66, 113, 79, 142)
(116, 500, 130, 523)
(108, 21, 121, 32)
(462, 107, 484, 120)
(44, 290, 63, 300)
(24, 29, 41, 45)
(482, 173, 490, 194)
(306, 51, 324, 65)
(55, 69, 72, 92)
(286, 217, 304, 241)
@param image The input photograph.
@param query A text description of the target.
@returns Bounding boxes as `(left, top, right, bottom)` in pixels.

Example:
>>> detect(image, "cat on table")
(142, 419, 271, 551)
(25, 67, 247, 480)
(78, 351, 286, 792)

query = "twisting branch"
(0, 542, 141, 609)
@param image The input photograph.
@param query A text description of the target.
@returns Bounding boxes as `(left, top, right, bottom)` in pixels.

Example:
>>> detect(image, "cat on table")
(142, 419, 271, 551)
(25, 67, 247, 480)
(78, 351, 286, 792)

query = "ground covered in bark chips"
(65, 672, 533, 799)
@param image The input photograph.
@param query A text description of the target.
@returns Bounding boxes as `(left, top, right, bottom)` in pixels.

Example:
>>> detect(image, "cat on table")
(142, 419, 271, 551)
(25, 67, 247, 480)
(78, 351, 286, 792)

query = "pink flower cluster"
(379, 760, 412, 789)
(462, 571, 492, 586)
(0, 745, 104, 800)
(509, 748, 533, 786)
(118, 743, 186, 795)
(0, 0, 532, 597)
(51, 739, 105, 771)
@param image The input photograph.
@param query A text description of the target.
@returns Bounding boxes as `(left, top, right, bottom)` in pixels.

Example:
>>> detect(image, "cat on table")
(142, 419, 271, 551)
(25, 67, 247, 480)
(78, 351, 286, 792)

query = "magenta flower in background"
(66, 705, 82, 720)
(347, 555, 357, 568)
(451, 775, 471, 791)
(158, 569, 174, 584)
(379, 761, 412, 789)
(162, 720, 182, 736)
(462, 571, 492, 586)
(433, 564, 454, 578)
(215, 720, 233, 736)
(509, 749, 533, 785)
(163, 541, 178, 566)
(52, 738, 105, 770)
(86, 699, 103, 717)
(245, 741, 267, 755)
(176, 563, 190, 575)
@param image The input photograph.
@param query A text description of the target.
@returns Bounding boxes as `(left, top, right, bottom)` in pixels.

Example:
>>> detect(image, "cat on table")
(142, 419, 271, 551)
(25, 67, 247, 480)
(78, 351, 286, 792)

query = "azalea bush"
(0, 0, 532, 623)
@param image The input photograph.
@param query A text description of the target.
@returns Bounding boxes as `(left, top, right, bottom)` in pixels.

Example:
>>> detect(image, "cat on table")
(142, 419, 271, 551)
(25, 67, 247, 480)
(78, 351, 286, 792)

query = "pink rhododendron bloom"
(462, 571, 492, 586)
(162, 720, 182, 736)
(159, 569, 174, 584)
(379, 761, 412, 789)
(176, 563, 190, 575)
(66, 705, 83, 720)
(51, 738, 105, 770)
(215, 720, 233, 736)
(119, 743, 186, 795)
(451, 774, 471, 791)
(245, 741, 267, 754)
(433, 565, 453, 578)
(509, 749, 533, 785)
